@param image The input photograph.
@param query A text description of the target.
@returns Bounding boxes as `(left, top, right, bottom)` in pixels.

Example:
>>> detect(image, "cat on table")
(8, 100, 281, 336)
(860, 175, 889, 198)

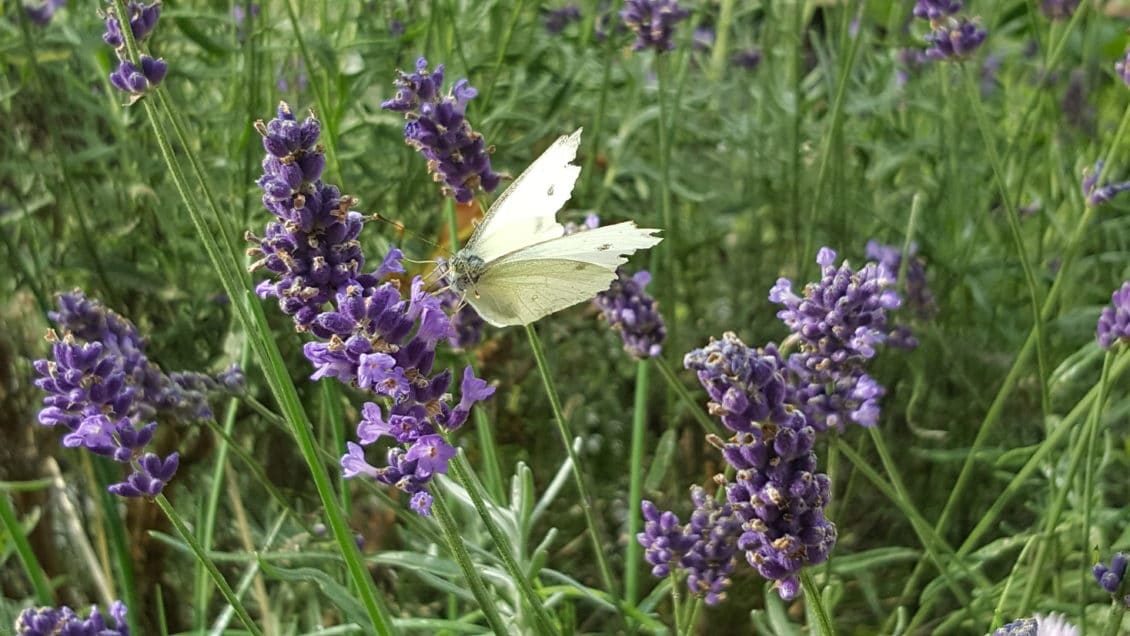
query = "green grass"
(3, 0, 1130, 634)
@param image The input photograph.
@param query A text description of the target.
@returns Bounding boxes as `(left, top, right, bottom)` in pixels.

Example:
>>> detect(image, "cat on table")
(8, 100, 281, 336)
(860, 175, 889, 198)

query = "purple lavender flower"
(1117, 50, 1130, 88)
(923, 17, 987, 60)
(544, 4, 581, 34)
(692, 26, 715, 52)
(1097, 282, 1130, 350)
(16, 601, 129, 636)
(102, 0, 161, 49)
(913, 0, 962, 20)
(250, 103, 497, 516)
(381, 58, 500, 203)
(109, 55, 167, 96)
(621, 0, 689, 53)
(1082, 160, 1130, 207)
(637, 487, 742, 605)
(24, 0, 65, 26)
(684, 331, 837, 600)
(594, 269, 666, 358)
(732, 48, 763, 71)
(1040, 0, 1079, 20)
(865, 240, 937, 321)
(1093, 553, 1130, 608)
(34, 292, 240, 497)
(768, 247, 902, 431)
(992, 614, 1078, 636)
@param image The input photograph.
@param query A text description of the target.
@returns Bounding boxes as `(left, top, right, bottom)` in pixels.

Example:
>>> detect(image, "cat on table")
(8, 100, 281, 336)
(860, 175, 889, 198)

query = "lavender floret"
(109, 55, 167, 96)
(732, 48, 762, 71)
(1082, 160, 1130, 207)
(621, 0, 689, 53)
(912, 0, 962, 20)
(1117, 50, 1130, 88)
(1097, 282, 1130, 350)
(16, 601, 129, 636)
(25, 0, 65, 26)
(865, 240, 937, 321)
(544, 4, 581, 34)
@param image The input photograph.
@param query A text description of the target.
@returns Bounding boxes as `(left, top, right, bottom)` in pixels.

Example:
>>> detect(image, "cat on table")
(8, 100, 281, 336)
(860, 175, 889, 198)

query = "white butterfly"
(447, 128, 663, 327)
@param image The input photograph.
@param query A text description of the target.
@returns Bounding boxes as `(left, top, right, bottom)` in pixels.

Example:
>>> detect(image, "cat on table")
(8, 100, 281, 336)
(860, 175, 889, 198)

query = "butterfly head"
(448, 249, 487, 294)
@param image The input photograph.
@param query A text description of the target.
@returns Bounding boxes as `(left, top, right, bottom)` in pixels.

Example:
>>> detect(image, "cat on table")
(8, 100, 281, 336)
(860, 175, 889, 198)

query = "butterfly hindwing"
(468, 259, 619, 326)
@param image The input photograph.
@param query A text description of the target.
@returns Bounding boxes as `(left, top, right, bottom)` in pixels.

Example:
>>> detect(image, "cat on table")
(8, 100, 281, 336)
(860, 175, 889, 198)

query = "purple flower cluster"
(866, 240, 937, 322)
(731, 48, 763, 71)
(1097, 282, 1130, 350)
(1093, 553, 1130, 606)
(620, 0, 689, 53)
(594, 269, 666, 359)
(16, 601, 128, 636)
(381, 58, 501, 203)
(544, 4, 581, 34)
(991, 614, 1078, 636)
(33, 292, 241, 497)
(250, 105, 496, 516)
(912, 0, 962, 20)
(1040, 0, 1079, 20)
(638, 486, 741, 605)
(25, 0, 65, 26)
(769, 247, 901, 431)
(101, 1, 165, 99)
(1117, 51, 1130, 88)
(683, 332, 837, 600)
(248, 102, 370, 329)
(923, 17, 987, 60)
(1082, 160, 1130, 207)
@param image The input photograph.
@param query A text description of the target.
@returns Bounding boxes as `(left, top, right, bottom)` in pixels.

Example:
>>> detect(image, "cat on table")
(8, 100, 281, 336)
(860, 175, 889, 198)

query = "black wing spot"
(547, 185, 555, 196)
(574, 263, 586, 271)
(597, 243, 611, 251)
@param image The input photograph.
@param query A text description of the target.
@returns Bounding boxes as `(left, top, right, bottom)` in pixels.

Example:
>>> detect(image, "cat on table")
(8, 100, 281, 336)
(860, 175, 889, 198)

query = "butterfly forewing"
(462, 129, 583, 264)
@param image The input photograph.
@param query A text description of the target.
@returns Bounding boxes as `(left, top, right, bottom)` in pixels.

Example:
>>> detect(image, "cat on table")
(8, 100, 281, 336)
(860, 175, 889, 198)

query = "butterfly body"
(447, 129, 662, 327)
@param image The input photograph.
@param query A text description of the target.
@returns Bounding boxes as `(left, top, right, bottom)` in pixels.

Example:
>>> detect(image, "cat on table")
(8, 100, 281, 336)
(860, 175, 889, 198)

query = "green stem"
(1081, 351, 1117, 618)
(282, 0, 343, 184)
(655, 55, 678, 356)
(1102, 599, 1128, 636)
(801, 569, 835, 636)
(154, 494, 262, 635)
(479, 0, 527, 113)
(0, 495, 53, 604)
(524, 324, 618, 598)
(625, 360, 650, 606)
(429, 488, 510, 635)
(446, 453, 560, 635)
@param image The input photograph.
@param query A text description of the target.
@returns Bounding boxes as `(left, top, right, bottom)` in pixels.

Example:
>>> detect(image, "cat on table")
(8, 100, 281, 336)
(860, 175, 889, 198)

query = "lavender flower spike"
(25, 0, 65, 26)
(109, 55, 167, 96)
(594, 269, 666, 358)
(381, 57, 500, 203)
(16, 600, 129, 636)
(924, 16, 987, 60)
(1097, 282, 1130, 350)
(621, 0, 689, 53)
(912, 0, 962, 21)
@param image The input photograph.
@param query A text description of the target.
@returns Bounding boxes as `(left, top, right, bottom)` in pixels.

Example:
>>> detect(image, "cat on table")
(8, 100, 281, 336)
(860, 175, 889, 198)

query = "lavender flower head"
(16, 601, 128, 636)
(34, 292, 238, 497)
(1117, 50, 1130, 88)
(544, 4, 581, 34)
(924, 17, 987, 60)
(438, 285, 486, 351)
(102, 1, 161, 49)
(638, 486, 742, 605)
(732, 48, 763, 71)
(25, 0, 65, 26)
(1093, 553, 1130, 607)
(990, 613, 1078, 636)
(685, 332, 837, 600)
(594, 269, 666, 359)
(1082, 160, 1130, 207)
(621, 0, 689, 53)
(1097, 282, 1130, 350)
(913, 0, 962, 21)
(381, 57, 501, 203)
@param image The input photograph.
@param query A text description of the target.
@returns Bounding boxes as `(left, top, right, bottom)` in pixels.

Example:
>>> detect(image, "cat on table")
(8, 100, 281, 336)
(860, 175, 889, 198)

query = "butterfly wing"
(466, 222, 663, 326)
(461, 129, 583, 264)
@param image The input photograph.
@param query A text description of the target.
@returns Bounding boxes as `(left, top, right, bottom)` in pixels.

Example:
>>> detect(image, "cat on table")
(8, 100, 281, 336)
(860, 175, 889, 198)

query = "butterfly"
(446, 129, 663, 327)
